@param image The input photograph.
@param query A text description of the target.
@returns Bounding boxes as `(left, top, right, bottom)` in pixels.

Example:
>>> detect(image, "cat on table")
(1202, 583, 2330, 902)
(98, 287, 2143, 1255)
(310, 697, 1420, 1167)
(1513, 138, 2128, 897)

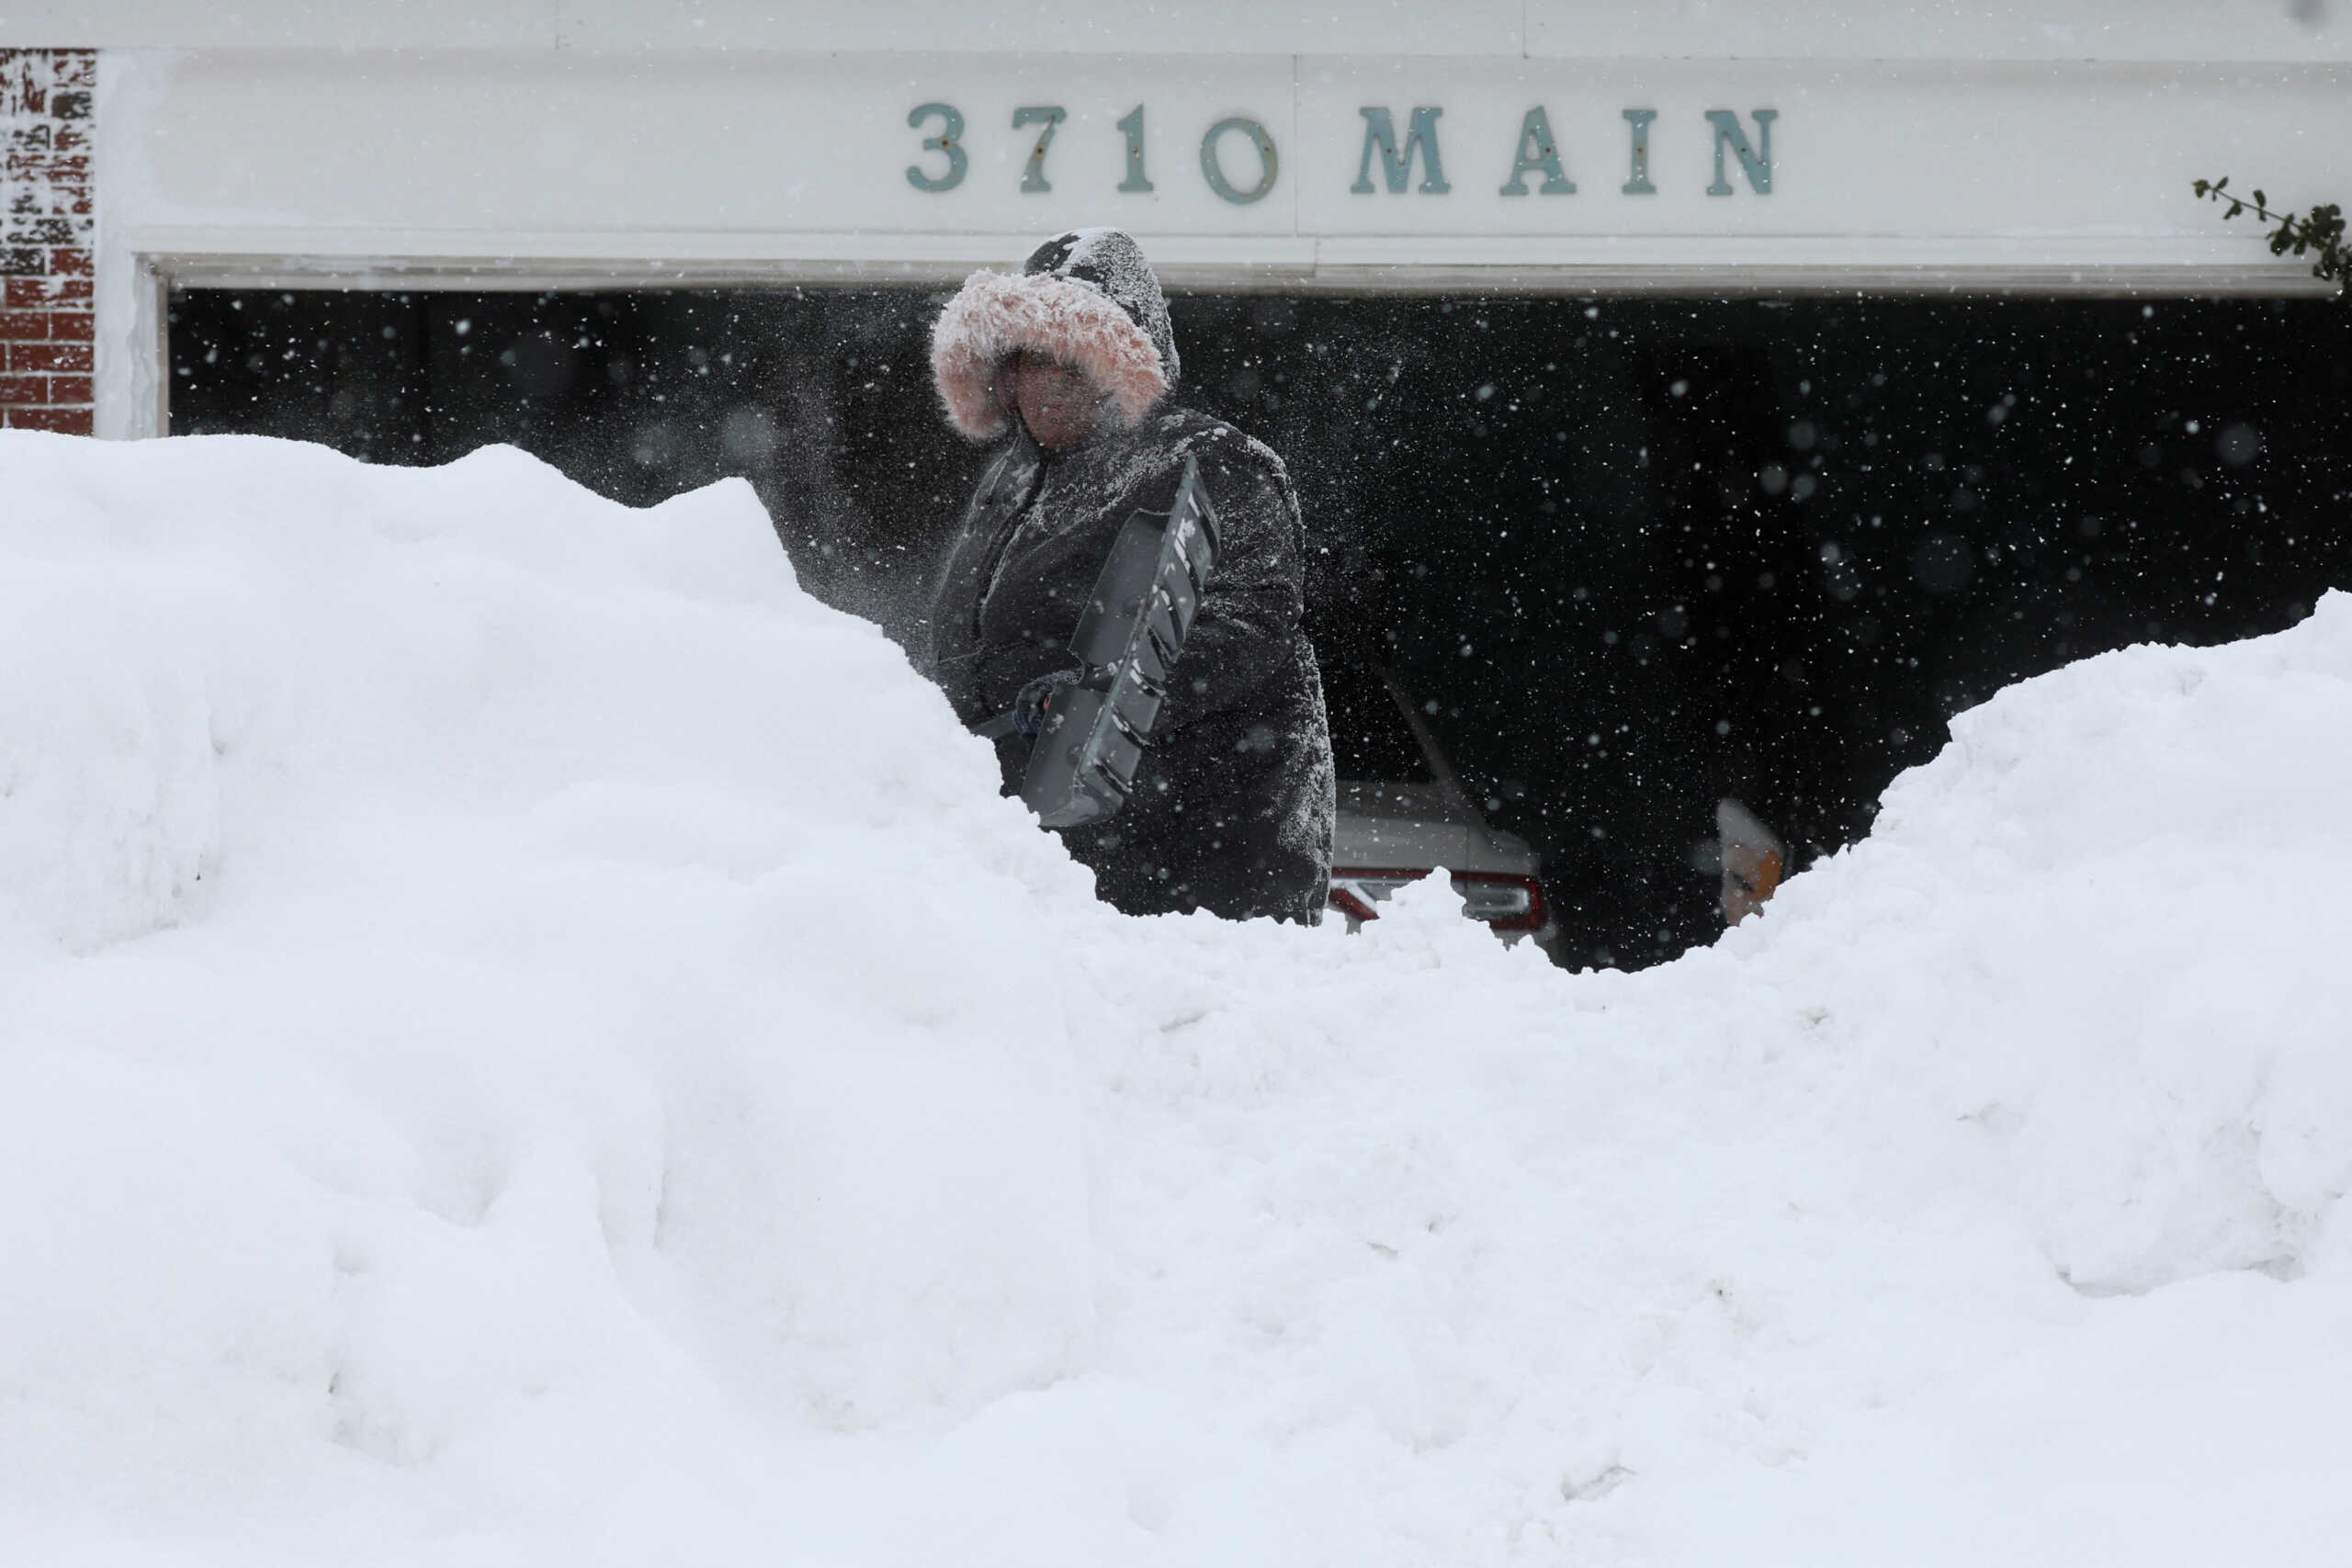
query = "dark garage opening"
(169, 286, 2352, 968)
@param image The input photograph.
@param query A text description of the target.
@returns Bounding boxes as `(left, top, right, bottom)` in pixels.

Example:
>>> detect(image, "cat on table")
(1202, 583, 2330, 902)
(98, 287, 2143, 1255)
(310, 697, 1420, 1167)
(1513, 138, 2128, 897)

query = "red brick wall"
(3, 49, 95, 435)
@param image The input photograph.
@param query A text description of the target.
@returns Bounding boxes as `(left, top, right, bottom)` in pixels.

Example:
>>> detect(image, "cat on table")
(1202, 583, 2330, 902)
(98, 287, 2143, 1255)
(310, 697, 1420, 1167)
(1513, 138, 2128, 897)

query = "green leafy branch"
(2192, 176, 2348, 300)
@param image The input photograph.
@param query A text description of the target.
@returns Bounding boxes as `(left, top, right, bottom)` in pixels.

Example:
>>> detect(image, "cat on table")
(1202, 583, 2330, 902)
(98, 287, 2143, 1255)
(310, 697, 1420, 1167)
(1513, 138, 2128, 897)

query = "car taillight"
(1327, 874, 1418, 924)
(1328, 869, 1546, 932)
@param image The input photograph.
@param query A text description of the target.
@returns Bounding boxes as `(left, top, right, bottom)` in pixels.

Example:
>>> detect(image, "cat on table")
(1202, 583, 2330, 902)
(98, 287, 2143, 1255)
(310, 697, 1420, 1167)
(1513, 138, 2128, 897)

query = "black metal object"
(1019, 455, 1220, 829)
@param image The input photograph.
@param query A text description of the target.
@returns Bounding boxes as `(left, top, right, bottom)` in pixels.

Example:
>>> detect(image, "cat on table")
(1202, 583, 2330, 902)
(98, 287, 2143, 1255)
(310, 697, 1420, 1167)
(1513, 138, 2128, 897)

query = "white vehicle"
(1323, 662, 1556, 951)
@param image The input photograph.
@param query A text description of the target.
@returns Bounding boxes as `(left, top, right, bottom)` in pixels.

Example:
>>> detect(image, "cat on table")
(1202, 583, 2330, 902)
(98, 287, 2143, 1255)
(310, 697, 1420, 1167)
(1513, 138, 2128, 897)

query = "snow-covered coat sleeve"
(1152, 429, 1309, 736)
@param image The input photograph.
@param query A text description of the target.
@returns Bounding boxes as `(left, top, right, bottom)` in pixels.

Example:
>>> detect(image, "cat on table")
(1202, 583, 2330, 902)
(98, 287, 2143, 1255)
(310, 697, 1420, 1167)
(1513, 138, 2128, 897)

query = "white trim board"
(141, 231, 2341, 299)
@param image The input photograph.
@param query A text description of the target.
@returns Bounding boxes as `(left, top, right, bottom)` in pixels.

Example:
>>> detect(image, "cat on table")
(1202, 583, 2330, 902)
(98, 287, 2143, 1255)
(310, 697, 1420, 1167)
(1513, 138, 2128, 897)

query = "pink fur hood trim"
(931, 269, 1171, 441)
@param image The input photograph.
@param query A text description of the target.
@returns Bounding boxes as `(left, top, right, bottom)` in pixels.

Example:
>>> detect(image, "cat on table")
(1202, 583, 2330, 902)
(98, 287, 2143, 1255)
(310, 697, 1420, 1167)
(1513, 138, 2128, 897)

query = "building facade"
(0, 3, 2346, 438)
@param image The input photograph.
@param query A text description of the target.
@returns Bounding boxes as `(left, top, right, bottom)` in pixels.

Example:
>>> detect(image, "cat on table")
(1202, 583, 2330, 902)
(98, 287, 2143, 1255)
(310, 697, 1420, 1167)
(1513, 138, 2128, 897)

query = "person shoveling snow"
(922, 228, 1335, 924)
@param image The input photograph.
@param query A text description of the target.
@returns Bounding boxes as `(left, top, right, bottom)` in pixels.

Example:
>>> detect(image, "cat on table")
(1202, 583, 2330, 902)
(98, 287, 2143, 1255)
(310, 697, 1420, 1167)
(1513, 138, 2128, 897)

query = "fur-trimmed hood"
(931, 229, 1181, 442)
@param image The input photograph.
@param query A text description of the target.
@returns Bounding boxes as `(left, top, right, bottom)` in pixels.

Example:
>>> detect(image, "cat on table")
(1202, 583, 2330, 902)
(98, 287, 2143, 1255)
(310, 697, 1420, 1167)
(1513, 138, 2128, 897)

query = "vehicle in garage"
(1323, 660, 1555, 952)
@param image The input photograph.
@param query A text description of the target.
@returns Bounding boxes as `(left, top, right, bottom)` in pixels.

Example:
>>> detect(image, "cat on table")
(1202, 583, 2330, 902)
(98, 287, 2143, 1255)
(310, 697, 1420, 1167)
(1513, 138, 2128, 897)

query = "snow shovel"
(1716, 798, 1787, 924)
(1018, 455, 1221, 829)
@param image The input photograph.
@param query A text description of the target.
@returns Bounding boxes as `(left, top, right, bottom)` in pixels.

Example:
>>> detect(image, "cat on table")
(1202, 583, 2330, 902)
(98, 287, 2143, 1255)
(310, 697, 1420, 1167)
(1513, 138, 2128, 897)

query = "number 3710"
(905, 103, 1279, 206)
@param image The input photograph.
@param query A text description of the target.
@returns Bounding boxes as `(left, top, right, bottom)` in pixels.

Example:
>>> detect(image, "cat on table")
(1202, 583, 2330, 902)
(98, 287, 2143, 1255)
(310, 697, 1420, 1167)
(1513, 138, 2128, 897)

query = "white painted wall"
(13, 0, 2352, 62)
(110, 50, 2352, 283)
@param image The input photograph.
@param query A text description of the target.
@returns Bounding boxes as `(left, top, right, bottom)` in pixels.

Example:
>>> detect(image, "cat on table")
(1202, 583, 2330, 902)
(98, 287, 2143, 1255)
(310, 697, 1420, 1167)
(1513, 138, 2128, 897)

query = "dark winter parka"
(922, 230, 1335, 924)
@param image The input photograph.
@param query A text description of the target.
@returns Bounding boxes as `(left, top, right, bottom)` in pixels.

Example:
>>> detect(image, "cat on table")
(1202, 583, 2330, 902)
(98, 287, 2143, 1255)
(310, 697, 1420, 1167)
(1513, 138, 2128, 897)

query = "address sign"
(906, 104, 1779, 204)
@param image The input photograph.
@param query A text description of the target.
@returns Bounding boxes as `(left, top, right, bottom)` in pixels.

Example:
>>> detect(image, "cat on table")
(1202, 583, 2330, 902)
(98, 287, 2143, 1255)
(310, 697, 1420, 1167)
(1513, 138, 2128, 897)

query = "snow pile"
(3, 430, 2350, 1567)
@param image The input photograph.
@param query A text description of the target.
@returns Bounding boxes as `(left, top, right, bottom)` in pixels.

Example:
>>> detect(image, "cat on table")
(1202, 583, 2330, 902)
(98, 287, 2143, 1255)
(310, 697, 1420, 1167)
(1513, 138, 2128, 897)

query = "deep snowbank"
(3, 430, 2348, 1566)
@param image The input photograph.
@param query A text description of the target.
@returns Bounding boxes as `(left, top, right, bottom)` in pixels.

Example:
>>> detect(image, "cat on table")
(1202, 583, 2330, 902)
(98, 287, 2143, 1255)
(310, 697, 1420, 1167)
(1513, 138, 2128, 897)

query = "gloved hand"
(1013, 669, 1082, 738)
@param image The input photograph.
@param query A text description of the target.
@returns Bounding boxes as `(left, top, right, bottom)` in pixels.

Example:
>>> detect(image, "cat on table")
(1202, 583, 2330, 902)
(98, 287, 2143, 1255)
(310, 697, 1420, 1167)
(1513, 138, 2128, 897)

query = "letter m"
(1352, 106, 1451, 194)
